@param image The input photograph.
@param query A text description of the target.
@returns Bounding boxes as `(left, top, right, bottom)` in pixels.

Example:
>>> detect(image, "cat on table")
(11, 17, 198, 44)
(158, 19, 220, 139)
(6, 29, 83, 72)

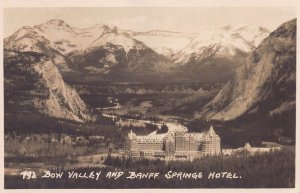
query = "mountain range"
(4, 19, 270, 82)
(4, 18, 295, 128)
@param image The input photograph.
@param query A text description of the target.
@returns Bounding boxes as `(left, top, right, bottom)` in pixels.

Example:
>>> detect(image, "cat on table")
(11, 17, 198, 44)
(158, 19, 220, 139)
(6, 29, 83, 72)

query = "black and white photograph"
(2, 2, 297, 190)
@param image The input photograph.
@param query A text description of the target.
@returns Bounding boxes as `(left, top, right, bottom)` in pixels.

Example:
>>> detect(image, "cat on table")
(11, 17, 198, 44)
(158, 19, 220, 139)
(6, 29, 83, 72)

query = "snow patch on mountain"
(173, 25, 270, 65)
(89, 32, 143, 53)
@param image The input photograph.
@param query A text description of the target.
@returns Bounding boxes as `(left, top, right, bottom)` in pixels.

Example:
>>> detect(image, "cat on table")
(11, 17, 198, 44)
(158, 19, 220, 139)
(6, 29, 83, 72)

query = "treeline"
(4, 111, 125, 149)
(157, 123, 168, 134)
(152, 91, 217, 118)
(5, 132, 108, 164)
(121, 123, 159, 135)
(5, 148, 295, 188)
(120, 114, 160, 122)
(186, 118, 294, 148)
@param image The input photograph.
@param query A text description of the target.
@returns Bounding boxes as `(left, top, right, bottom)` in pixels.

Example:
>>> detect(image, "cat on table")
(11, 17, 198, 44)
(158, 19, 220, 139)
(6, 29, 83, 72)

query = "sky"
(4, 7, 296, 37)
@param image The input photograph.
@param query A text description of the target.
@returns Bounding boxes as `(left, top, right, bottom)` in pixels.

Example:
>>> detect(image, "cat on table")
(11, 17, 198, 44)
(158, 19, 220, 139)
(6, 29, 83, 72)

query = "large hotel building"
(124, 126, 221, 159)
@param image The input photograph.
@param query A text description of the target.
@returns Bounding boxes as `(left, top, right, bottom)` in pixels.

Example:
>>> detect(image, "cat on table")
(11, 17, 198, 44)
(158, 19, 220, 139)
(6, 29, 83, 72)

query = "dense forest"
(5, 148, 294, 188)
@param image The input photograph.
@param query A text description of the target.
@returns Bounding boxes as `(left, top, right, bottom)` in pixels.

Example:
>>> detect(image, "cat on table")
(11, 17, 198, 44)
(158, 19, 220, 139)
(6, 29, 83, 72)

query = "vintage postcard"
(1, 0, 299, 192)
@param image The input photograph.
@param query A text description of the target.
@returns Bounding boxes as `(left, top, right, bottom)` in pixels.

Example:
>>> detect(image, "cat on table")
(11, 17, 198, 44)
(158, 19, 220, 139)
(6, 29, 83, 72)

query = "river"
(103, 113, 188, 137)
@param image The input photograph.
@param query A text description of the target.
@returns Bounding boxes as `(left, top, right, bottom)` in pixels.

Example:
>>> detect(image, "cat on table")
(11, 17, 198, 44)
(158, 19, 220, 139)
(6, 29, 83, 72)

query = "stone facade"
(125, 126, 221, 159)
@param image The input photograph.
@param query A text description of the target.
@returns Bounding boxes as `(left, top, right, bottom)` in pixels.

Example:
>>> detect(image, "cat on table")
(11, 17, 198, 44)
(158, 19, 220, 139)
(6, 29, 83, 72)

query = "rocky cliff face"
(196, 19, 296, 122)
(4, 50, 94, 122)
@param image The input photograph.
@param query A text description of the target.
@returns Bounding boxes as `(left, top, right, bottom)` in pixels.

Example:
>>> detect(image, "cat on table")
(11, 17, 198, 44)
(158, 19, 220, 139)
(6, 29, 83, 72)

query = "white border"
(1, 1, 299, 193)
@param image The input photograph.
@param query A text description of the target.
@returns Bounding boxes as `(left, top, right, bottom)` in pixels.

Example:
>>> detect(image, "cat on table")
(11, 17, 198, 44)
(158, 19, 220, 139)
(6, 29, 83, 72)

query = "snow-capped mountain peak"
(172, 24, 270, 65)
(5, 19, 272, 82)
(89, 31, 143, 53)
